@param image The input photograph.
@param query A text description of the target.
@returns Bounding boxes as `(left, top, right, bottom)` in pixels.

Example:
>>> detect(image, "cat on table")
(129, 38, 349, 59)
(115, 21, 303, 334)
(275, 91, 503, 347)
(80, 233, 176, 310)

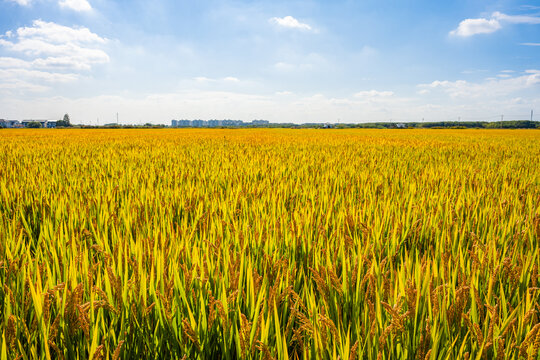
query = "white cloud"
(194, 76, 212, 82)
(418, 71, 540, 98)
(0, 67, 77, 96)
(0, 68, 78, 82)
(492, 11, 540, 24)
(2, 82, 539, 124)
(194, 76, 241, 83)
(0, 20, 108, 93)
(274, 62, 294, 71)
(521, 42, 540, 46)
(0, 80, 49, 93)
(0, 20, 108, 70)
(269, 16, 312, 31)
(0, 57, 32, 68)
(223, 76, 239, 82)
(58, 0, 92, 12)
(6, 0, 32, 6)
(32, 56, 98, 70)
(450, 18, 501, 37)
(276, 91, 293, 96)
(1, 38, 109, 64)
(354, 90, 394, 98)
(12, 20, 106, 45)
(0, 90, 412, 124)
(0, 55, 98, 71)
(450, 12, 540, 37)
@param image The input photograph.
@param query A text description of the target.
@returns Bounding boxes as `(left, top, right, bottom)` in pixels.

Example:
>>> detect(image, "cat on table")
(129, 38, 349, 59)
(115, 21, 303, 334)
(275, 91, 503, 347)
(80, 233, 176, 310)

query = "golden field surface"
(0, 128, 539, 359)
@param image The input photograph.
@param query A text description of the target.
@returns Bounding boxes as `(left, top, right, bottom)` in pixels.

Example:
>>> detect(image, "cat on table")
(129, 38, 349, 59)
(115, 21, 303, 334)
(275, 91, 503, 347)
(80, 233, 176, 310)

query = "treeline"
(345, 120, 540, 129)
(73, 120, 540, 129)
(247, 120, 539, 129)
(7, 120, 538, 129)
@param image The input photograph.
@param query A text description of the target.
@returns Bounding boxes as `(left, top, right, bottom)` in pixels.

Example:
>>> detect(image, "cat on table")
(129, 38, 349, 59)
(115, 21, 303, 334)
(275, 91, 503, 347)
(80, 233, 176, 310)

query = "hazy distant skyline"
(1, 0, 539, 124)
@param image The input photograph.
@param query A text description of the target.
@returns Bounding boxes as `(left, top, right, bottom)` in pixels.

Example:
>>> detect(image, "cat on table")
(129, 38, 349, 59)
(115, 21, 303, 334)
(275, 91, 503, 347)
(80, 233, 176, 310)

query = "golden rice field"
(0, 128, 539, 360)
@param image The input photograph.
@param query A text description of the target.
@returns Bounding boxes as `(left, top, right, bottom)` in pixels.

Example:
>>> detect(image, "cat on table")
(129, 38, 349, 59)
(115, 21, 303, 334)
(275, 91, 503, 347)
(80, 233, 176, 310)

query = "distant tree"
(27, 121, 42, 128)
(57, 113, 72, 127)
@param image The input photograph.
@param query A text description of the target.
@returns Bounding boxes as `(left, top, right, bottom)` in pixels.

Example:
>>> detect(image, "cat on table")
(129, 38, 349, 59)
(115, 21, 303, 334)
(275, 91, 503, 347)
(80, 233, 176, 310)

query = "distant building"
(192, 120, 205, 127)
(396, 123, 407, 128)
(322, 123, 334, 128)
(251, 120, 269, 126)
(22, 120, 49, 128)
(208, 120, 223, 127)
(171, 120, 193, 127)
(46, 121, 57, 128)
(1, 120, 21, 128)
(222, 120, 243, 127)
(171, 119, 263, 127)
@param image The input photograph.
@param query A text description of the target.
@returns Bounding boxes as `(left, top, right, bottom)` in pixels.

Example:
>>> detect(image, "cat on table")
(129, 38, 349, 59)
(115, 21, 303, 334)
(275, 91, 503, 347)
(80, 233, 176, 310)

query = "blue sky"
(0, 0, 539, 124)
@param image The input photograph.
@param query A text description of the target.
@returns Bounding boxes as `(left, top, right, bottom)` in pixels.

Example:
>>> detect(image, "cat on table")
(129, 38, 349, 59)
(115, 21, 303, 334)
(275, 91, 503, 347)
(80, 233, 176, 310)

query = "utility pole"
(531, 109, 534, 121)
(501, 115, 504, 122)
(116, 112, 119, 125)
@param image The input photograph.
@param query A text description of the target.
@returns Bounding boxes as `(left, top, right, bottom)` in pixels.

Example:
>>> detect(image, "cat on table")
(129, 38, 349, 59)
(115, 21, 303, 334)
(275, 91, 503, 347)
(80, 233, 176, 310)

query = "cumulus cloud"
(0, 20, 108, 94)
(269, 16, 312, 31)
(450, 18, 501, 37)
(10, 20, 106, 45)
(0, 20, 108, 78)
(450, 11, 540, 37)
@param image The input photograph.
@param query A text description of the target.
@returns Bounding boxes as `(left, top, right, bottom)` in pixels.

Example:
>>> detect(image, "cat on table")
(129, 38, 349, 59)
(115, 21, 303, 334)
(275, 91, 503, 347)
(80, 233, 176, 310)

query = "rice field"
(0, 128, 539, 359)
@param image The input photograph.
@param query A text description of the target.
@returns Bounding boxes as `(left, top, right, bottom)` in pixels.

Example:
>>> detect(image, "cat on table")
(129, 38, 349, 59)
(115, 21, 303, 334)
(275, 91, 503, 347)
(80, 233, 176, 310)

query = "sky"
(0, 0, 539, 124)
